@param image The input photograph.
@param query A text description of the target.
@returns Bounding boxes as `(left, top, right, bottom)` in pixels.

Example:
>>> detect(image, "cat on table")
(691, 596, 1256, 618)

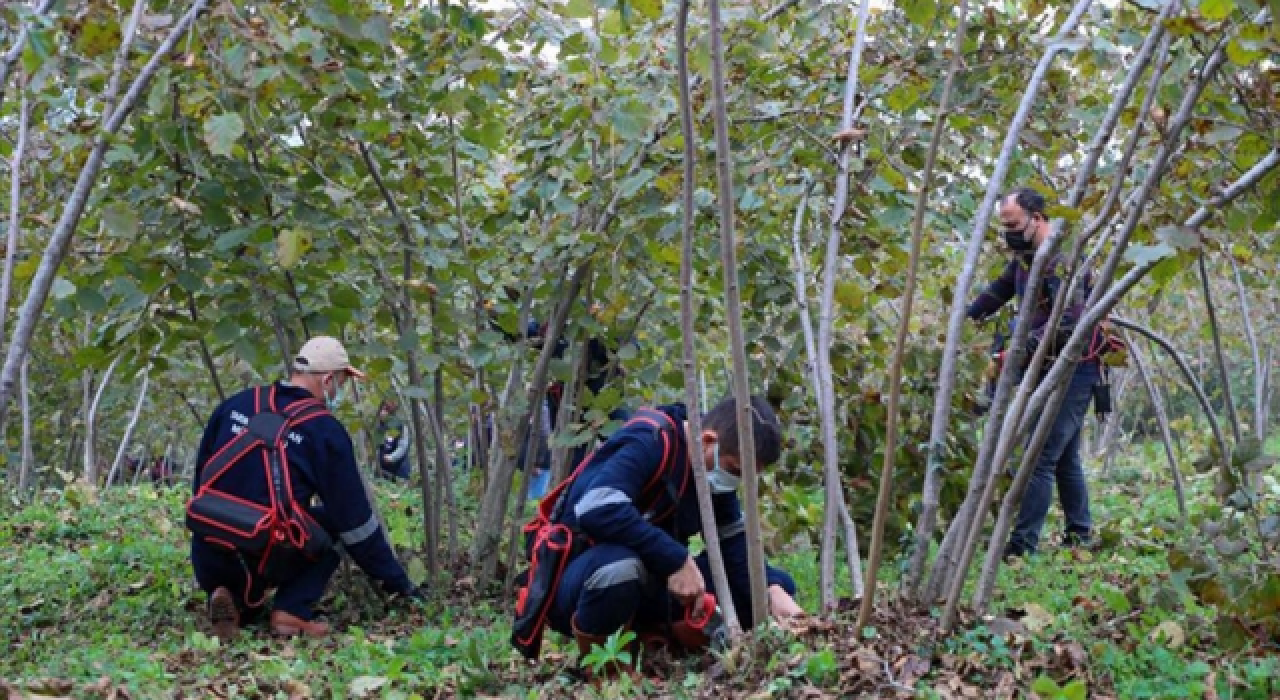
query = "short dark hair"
(1007, 186, 1047, 217)
(702, 394, 783, 467)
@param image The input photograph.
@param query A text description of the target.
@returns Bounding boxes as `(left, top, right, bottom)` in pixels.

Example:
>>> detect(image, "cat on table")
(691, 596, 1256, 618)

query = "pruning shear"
(684, 592, 730, 652)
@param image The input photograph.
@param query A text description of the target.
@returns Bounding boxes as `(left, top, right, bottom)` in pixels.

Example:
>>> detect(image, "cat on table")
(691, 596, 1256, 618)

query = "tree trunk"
(0, 0, 213, 429)
(106, 371, 150, 488)
(808, 0, 872, 621)
(1093, 369, 1134, 461)
(707, 0, 769, 628)
(909, 0, 1096, 598)
(473, 265, 586, 587)
(17, 355, 32, 494)
(788, 181, 864, 604)
(968, 382, 1069, 617)
(932, 246, 1059, 618)
(549, 332, 588, 485)
(862, 0, 966, 627)
(0, 94, 29, 354)
(84, 355, 122, 486)
(1129, 341, 1187, 523)
(1226, 252, 1264, 443)
(1198, 252, 1243, 445)
(356, 140, 440, 580)
(676, 0, 742, 639)
(1111, 317, 1230, 481)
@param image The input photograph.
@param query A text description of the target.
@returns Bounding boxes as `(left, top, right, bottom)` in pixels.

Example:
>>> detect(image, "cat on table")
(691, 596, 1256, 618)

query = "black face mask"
(1002, 219, 1036, 252)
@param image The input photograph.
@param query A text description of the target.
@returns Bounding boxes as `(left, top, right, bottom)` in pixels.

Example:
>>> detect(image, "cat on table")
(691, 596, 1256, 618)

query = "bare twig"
(677, 0, 742, 640)
(0, 95, 30, 354)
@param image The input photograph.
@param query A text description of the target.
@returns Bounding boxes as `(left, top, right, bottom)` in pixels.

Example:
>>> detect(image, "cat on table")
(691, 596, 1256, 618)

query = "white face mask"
(706, 442, 741, 495)
(324, 374, 345, 410)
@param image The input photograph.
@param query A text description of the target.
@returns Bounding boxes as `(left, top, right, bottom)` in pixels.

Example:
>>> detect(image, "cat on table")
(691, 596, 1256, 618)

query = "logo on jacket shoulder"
(229, 410, 305, 446)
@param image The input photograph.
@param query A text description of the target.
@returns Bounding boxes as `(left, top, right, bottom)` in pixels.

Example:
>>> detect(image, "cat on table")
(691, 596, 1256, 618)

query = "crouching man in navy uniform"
(190, 336, 423, 640)
(534, 395, 804, 675)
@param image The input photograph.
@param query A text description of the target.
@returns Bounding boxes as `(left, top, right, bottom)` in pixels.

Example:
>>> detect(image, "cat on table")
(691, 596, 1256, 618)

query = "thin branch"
(1128, 337, 1188, 523)
(866, 0, 969, 627)
(0, 95, 30, 354)
(762, 0, 802, 22)
(708, 0, 769, 627)
(677, 0, 742, 640)
(101, 0, 148, 125)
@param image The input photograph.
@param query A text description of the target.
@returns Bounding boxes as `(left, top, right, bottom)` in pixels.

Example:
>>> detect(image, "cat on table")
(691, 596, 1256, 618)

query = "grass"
(3, 447, 1279, 698)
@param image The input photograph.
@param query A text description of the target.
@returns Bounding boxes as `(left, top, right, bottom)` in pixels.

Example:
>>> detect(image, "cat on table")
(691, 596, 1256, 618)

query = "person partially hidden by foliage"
(375, 400, 412, 481)
(187, 337, 424, 641)
(511, 395, 804, 681)
(966, 187, 1107, 559)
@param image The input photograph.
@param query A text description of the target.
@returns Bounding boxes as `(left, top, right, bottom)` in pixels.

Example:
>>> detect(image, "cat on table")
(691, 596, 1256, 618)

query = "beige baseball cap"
(292, 336, 366, 379)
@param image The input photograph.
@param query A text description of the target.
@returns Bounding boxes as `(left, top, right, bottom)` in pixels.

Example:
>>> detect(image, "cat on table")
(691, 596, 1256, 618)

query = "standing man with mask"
(966, 187, 1104, 559)
(189, 336, 423, 640)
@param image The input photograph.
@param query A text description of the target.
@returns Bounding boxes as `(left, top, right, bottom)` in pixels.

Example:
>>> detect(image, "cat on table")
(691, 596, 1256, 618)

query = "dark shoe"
(269, 610, 330, 638)
(1002, 543, 1027, 563)
(1063, 531, 1094, 550)
(209, 587, 240, 642)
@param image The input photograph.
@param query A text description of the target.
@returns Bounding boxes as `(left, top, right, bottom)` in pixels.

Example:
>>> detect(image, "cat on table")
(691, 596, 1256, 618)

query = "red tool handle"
(684, 592, 717, 630)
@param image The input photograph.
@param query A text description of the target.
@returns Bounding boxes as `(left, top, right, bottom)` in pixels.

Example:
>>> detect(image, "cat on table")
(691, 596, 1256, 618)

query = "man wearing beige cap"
(188, 336, 422, 640)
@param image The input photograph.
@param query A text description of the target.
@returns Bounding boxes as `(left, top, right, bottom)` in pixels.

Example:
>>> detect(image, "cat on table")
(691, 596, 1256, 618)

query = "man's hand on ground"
(386, 582, 428, 608)
(667, 557, 705, 606)
(767, 584, 804, 619)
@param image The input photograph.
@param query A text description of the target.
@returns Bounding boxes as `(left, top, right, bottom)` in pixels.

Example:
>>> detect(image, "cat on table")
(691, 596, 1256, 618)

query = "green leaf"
(1031, 676, 1062, 697)
(76, 287, 107, 313)
(630, 0, 662, 20)
(1123, 243, 1175, 268)
(330, 287, 363, 310)
(609, 98, 651, 141)
(462, 119, 503, 151)
(212, 318, 240, 343)
(214, 228, 253, 253)
(102, 203, 139, 238)
(1061, 679, 1088, 700)
(52, 278, 76, 300)
(1199, 0, 1233, 20)
(21, 29, 54, 74)
(564, 0, 593, 18)
(1155, 225, 1201, 251)
(900, 0, 937, 26)
(617, 169, 655, 198)
(203, 113, 245, 157)
(362, 15, 391, 44)
(278, 230, 307, 268)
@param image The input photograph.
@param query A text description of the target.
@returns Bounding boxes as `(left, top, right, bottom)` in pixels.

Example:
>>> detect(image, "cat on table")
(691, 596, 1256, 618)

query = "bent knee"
(584, 556, 649, 592)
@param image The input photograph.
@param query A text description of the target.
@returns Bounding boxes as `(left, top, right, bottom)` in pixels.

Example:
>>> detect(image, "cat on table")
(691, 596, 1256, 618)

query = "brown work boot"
(269, 610, 330, 638)
(572, 614, 639, 684)
(209, 587, 240, 642)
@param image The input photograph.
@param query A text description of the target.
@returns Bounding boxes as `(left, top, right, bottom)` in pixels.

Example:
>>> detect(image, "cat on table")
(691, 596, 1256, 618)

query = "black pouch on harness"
(185, 389, 333, 584)
(512, 523, 579, 659)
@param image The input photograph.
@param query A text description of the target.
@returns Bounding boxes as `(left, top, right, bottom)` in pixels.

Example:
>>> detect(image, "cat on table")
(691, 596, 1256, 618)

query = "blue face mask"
(706, 442, 741, 494)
